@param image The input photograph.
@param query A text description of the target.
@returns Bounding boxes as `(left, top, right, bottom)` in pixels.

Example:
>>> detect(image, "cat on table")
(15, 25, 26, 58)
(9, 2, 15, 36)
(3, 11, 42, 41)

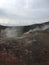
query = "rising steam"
(1, 27, 23, 38)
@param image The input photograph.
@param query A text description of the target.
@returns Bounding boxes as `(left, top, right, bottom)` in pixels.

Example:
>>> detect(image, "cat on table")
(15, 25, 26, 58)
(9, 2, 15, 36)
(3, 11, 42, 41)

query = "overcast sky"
(0, 0, 49, 26)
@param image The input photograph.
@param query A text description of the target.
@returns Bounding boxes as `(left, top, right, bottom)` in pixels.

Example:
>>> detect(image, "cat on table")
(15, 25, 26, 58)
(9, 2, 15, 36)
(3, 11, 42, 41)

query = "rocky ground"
(0, 28, 49, 65)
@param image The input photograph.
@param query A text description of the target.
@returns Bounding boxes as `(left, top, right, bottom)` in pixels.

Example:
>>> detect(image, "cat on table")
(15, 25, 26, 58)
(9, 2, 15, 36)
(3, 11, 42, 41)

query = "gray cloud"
(0, 0, 49, 19)
(31, 0, 49, 9)
(0, 9, 6, 17)
(0, 0, 49, 26)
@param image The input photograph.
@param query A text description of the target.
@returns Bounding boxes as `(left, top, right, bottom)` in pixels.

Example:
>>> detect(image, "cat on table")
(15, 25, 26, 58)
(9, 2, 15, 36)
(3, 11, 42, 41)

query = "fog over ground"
(0, 0, 49, 26)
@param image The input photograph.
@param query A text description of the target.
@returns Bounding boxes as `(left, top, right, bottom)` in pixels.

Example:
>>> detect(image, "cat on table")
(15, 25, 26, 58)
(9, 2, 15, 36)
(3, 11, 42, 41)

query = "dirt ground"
(0, 29, 49, 65)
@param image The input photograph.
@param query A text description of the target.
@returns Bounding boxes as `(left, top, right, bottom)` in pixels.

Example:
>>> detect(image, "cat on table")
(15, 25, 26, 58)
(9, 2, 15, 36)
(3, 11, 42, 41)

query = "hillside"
(0, 22, 49, 65)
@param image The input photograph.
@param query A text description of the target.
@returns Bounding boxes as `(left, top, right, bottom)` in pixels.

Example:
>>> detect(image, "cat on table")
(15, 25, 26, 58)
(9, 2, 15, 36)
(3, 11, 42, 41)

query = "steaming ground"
(0, 27, 24, 38)
(0, 22, 49, 38)
(0, 22, 49, 65)
(0, 23, 49, 65)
